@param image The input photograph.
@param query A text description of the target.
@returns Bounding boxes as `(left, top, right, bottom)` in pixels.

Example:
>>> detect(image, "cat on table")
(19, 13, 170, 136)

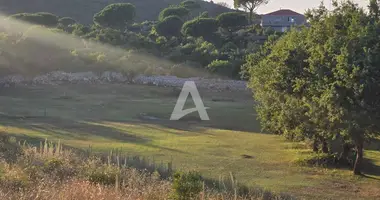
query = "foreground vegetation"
(0, 84, 379, 199)
(0, 135, 294, 200)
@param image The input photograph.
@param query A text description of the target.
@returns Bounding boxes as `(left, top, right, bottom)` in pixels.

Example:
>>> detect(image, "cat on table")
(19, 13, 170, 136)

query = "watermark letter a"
(170, 81, 210, 121)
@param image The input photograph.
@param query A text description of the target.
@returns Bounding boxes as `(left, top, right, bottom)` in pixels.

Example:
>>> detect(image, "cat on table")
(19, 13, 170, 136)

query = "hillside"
(0, 0, 235, 24)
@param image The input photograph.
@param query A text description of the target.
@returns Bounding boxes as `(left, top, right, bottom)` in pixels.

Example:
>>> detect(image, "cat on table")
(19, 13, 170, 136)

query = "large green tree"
(155, 16, 184, 38)
(93, 3, 136, 29)
(181, 18, 218, 39)
(216, 12, 248, 32)
(233, 0, 268, 23)
(247, 1, 380, 175)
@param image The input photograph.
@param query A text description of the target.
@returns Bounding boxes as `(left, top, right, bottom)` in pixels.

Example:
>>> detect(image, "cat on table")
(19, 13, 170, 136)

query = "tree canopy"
(233, 0, 268, 23)
(180, 0, 201, 10)
(155, 16, 184, 38)
(247, 1, 380, 175)
(181, 18, 218, 39)
(58, 17, 77, 26)
(93, 3, 136, 29)
(158, 6, 190, 21)
(9, 12, 59, 27)
(216, 12, 248, 31)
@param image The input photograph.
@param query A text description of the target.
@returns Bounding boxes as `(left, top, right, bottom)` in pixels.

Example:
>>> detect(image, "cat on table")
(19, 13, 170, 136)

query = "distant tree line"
(2, 0, 277, 79)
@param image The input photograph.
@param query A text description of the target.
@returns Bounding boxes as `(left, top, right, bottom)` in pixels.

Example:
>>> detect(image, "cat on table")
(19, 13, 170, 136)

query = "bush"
(9, 12, 58, 27)
(94, 28, 125, 45)
(171, 171, 203, 200)
(93, 3, 136, 29)
(207, 59, 234, 76)
(159, 6, 190, 21)
(87, 167, 119, 186)
(155, 16, 184, 38)
(216, 12, 248, 31)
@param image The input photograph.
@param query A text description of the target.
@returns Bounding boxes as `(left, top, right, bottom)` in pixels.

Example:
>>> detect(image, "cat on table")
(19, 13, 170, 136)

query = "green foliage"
(58, 17, 77, 26)
(86, 167, 119, 185)
(233, 0, 268, 22)
(207, 59, 234, 76)
(181, 18, 218, 39)
(9, 12, 59, 27)
(171, 171, 203, 200)
(94, 28, 125, 45)
(247, 1, 380, 174)
(199, 11, 209, 18)
(71, 24, 91, 36)
(155, 16, 184, 37)
(216, 12, 248, 31)
(180, 0, 201, 10)
(43, 158, 64, 173)
(158, 6, 190, 21)
(93, 3, 136, 29)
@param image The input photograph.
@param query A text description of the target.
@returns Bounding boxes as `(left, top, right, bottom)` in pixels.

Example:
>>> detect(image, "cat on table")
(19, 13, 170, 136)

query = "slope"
(0, 0, 235, 24)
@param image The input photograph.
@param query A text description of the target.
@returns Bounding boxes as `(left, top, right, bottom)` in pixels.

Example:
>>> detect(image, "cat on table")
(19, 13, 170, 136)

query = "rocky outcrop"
(0, 71, 248, 92)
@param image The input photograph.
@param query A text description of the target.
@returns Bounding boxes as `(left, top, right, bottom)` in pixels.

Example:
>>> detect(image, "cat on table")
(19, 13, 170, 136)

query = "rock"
(0, 71, 248, 92)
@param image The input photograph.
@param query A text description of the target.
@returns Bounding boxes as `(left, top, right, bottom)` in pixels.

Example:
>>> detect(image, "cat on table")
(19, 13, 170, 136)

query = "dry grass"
(0, 136, 292, 200)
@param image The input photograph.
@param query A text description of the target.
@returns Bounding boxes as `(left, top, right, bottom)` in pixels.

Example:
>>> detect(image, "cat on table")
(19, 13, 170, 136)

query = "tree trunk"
(312, 139, 319, 152)
(341, 143, 350, 159)
(249, 8, 253, 24)
(353, 141, 364, 175)
(322, 139, 329, 154)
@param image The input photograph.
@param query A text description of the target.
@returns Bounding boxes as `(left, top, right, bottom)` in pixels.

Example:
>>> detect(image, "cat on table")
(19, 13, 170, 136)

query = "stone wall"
(0, 71, 248, 92)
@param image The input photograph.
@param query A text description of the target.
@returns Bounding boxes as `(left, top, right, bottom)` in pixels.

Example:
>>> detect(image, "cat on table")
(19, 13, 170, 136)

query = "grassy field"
(0, 83, 379, 199)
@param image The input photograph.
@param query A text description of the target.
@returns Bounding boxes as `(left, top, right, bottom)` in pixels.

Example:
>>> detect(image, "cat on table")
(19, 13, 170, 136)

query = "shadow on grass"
(0, 115, 148, 143)
(134, 113, 263, 133)
(361, 158, 380, 179)
(0, 114, 192, 155)
(366, 138, 380, 151)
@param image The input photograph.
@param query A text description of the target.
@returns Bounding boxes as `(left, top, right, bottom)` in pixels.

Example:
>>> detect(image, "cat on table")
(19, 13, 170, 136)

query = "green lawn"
(0, 84, 379, 199)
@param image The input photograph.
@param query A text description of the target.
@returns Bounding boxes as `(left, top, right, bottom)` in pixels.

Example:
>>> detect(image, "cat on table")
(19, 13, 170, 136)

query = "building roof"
(263, 9, 304, 16)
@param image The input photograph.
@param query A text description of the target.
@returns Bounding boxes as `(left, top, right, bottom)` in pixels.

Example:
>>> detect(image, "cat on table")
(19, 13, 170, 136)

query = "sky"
(213, 0, 369, 14)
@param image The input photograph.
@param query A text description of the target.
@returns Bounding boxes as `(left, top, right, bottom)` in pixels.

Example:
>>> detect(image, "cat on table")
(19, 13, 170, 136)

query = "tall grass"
(0, 135, 294, 200)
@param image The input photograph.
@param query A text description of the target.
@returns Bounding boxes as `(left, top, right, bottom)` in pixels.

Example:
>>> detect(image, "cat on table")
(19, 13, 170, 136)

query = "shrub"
(94, 28, 125, 45)
(171, 171, 203, 200)
(207, 59, 234, 76)
(159, 6, 190, 21)
(71, 24, 92, 36)
(155, 16, 184, 37)
(86, 167, 119, 185)
(93, 3, 136, 29)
